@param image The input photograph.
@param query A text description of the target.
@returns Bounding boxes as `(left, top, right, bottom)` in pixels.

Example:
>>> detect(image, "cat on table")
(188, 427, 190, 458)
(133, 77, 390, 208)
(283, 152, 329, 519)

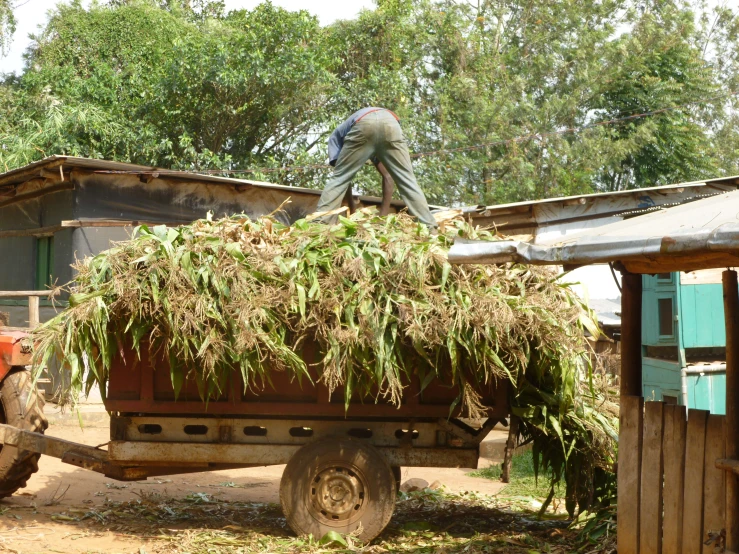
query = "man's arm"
(327, 127, 343, 167)
(373, 161, 394, 216)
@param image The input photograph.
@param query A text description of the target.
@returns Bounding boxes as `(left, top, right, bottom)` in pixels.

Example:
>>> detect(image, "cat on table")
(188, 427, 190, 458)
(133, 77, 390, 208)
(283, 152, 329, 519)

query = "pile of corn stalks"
(32, 209, 617, 514)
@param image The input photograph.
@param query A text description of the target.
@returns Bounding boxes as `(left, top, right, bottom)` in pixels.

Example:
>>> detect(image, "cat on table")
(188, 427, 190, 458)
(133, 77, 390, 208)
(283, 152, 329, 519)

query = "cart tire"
(0, 369, 47, 498)
(280, 438, 396, 542)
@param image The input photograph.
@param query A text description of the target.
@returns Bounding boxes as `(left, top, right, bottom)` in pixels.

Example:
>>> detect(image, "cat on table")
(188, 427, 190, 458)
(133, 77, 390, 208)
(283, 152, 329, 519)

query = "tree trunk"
(501, 415, 519, 483)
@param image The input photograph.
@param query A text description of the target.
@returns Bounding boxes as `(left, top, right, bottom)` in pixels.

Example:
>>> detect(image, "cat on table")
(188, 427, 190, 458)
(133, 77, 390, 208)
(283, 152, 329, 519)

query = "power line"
(96, 88, 739, 177)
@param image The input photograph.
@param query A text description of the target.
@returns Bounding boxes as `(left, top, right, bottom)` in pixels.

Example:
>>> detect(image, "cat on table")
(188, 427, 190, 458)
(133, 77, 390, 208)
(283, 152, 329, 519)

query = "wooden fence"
(0, 290, 58, 329)
(618, 396, 727, 554)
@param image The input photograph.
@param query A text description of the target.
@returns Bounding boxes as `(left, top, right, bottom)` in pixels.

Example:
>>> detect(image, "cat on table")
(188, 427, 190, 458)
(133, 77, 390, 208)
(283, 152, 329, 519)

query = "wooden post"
(380, 171, 393, 216)
(374, 161, 394, 216)
(27, 295, 39, 329)
(620, 272, 643, 397)
(619, 396, 644, 554)
(618, 271, 643, 554)
(342, 188, 358, 214)
(501, 415, 520, 483)
(723, 269, 739, 550)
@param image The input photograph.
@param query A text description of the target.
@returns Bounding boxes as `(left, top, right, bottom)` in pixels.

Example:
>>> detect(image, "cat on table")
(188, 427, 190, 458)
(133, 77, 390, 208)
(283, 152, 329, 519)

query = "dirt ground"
(0, 417, 507, 553)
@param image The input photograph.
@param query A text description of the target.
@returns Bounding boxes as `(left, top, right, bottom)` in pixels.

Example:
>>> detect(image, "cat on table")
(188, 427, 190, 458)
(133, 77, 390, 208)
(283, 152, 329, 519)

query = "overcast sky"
(0, 0, 376, 75)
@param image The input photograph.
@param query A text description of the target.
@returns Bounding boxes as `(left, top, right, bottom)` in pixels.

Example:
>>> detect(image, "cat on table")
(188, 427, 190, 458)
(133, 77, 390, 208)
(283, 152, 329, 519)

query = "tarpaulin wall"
(74, 172, 321, 225)
(0, 171, 323, 325)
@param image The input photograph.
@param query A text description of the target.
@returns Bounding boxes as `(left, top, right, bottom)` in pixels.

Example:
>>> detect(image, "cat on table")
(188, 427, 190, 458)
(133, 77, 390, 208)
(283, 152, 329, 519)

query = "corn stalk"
(32, 208, 617, 515)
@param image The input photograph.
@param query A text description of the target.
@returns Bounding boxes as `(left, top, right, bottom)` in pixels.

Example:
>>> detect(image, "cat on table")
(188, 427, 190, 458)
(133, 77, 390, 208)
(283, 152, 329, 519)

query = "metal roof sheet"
(460, 175, 739, 214)
(0, 155, 321, 193)
(449, 190, 739, 273)
(0, 155, 439, 210)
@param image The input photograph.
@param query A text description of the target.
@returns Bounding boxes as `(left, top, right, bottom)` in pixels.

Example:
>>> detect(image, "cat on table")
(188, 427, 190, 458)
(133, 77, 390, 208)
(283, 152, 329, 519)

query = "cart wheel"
(280, 438, 396, 542)
(0, 370, 47, 498)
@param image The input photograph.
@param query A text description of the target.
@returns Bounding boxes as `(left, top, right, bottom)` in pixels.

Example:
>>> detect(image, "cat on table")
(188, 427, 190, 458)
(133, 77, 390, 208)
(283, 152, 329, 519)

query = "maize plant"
(32, 208, 617, 515)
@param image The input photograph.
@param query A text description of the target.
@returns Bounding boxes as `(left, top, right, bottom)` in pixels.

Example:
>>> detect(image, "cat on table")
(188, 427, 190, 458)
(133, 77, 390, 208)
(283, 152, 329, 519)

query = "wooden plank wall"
(618, 398, 726, 554)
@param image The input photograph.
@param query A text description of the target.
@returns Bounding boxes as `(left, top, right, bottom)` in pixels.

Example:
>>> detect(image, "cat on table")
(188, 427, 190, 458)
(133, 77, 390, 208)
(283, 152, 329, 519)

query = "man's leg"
(377, 129, 437, 229)
(314, 126, 375, 220)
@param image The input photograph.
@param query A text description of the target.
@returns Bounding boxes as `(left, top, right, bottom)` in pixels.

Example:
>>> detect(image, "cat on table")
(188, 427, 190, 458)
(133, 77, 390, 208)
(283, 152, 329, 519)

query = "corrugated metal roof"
(0, 156, 460, 211)
(0, 156, 447, 210)
(461, 175, 739, 214)
(449, 189, 739, 274)
(0, 155, 322, 194)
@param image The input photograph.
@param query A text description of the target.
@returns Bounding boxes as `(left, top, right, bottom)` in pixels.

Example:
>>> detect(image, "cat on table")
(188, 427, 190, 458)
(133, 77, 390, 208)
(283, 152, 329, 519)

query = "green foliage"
(33, 210, 589, 415)
(3, 0, 738, 203)
(148, 4, 336, 169)
(513, 367, 619, 516)
(570, 505, 617, 550)
(594, 3, 721, 190)
(470, 372, 618, 518)
(32, 210, 615, 517)
(470, 450, 562, 500)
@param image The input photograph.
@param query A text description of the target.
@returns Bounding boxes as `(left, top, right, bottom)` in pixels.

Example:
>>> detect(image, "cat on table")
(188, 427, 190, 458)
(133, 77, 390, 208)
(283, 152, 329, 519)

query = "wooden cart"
(0, 329, 508, 541)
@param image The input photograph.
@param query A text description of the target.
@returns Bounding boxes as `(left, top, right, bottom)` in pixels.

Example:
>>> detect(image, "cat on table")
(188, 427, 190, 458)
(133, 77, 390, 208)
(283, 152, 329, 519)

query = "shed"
(464, 175, 739, 238)
(0, 156, 405, 326)
(449, 189, 739, 553)
(463, 176, 739, 334)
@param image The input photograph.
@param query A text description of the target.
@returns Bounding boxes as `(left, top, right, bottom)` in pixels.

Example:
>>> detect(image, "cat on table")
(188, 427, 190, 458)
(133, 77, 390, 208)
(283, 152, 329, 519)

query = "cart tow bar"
(0, 423, 144, 480)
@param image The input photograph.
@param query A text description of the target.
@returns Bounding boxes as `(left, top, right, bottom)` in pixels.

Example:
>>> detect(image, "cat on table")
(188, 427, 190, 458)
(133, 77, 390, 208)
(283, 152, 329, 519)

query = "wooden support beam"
(0, 160, 65, 188)
(27, 296, 39, 329)
(61, 220, 186, 228)
(380, 170, 393, 216)
(0, 291, 59, 298)
(0, 181, 73, 209)
(0, 225, 63, 239)
(717, 459, 739, 474)
(618, 272, 643, 554)
(724, 269, 739, 551)
(0, 220, 188, 240)
(620, 272, 643, 397)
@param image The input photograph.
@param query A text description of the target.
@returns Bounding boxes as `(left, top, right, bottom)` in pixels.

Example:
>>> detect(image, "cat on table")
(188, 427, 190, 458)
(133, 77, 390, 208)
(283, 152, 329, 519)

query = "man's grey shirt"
(327, 107, 389, 166)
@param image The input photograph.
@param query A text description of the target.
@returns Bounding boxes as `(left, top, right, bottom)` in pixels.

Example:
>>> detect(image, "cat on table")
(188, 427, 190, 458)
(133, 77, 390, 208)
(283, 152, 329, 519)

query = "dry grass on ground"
(4, 487, 614, 554)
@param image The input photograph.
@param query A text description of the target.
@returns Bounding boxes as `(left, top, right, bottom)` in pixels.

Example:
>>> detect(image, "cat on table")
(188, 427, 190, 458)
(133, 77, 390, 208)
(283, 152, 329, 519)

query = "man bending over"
(314, 107, 437, 228)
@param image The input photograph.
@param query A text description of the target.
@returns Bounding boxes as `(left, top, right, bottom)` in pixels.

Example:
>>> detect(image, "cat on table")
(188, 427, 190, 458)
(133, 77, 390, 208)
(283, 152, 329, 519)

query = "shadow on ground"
(0, 485, 585, 554)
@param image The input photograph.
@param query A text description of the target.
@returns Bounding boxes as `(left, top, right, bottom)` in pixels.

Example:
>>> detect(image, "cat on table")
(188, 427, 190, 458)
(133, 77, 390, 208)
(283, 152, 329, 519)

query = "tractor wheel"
(280, 438, 396, 542)
(0, 370, 47, 498)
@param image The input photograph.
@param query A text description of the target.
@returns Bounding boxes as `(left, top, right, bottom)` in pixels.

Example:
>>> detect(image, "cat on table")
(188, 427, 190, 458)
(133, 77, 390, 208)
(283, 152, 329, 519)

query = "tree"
(0, 0, 14, 56)
(593, 1, 720, 191)
(1, 1, 342, 177)
(148, 3, 337, 172)
(323, 0, 725, 205)
(1, 0, 738, 205)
